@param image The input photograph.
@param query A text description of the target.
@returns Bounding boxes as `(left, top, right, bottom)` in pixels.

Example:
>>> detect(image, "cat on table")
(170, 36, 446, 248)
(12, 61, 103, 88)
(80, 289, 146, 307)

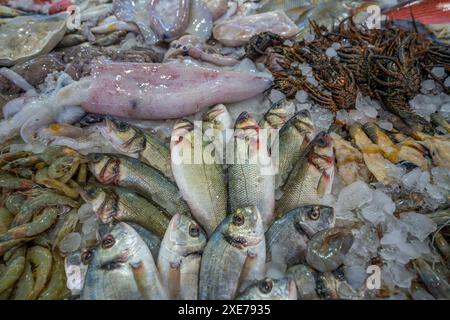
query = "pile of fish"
(0, 0, 449, 300)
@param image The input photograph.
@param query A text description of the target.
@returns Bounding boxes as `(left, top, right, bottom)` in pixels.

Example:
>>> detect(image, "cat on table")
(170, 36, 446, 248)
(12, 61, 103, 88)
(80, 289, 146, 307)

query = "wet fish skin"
(228, 112, 275, 230)
(171, 119, 227, 236)
(127, 223, 161, 262)
(266, 205, 335, 268)
(82, 222, 167, 300)
(87, 153, 191, 217)
(277, 110, 315, 188)
(199, 206, 266, 300)
(157, 214, 207, 300)
(236, 277, 297, 300)
(80, 186, 170, 239)
(202, 104, 232, 164)
(275, 131, 334, 217)
(104, 117, 173, 181)
(412, 258, 450, 299)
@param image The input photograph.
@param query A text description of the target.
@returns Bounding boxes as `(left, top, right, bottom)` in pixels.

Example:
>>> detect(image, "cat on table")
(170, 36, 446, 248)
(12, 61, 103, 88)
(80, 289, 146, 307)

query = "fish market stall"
(0, 0, 449, 300)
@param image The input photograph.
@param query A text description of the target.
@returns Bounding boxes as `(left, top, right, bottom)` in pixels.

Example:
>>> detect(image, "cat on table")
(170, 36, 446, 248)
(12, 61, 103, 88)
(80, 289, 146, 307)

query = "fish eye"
(81, 250, 93, 265)
(88, 153, 102, 162)
(189, 224, 200, 237)
(232, 214, 245, 226)
(117, 121, 129, 131)
(309, 206, 321, 220)
(102, 234, 115, 249)
(258, 278, 273, 294)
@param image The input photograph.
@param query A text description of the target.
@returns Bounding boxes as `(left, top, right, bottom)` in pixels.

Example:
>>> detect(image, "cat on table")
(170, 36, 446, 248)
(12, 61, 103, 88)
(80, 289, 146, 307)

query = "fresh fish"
(266, 205, 335, 269)
(205, 0, 228, 21)
(349, 123, 399, 185)
(259, 101, 289, 132)
(82, 222, 167, 300)
(277, 110, 315, 188)
(171, 119, 227, 236)
(81, 186, 171, 239)
(362, 123, 430, 170)
(87, 153, 191, 217)
(286, 264, 319, 300)
(202, 104, 233, 164)
(184, 0, 213, 41)
(275, 132, 334, 217)
(306, 227, 354, 273)
(330, 132, 371, 186)
(55, 61, 272, 120)
(199, 206, 266, 300)
(103, 117, 173, 181)
(157, 214, 207, 300)
(213, 11, 300, 47)
(149, 0, 191, 40)
(236, 277, 297, 300)
(228, 112, 275, 230)
(128, 223, 161, 262)
(412, 258, 450, 299)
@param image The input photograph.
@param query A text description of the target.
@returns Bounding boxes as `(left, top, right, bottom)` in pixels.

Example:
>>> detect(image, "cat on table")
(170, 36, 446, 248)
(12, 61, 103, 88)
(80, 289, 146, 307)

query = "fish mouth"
(182, 250, 203, 258)
(203, 105, 225, 122)
(223, 234, 249, 249)
(235, 112, 259, 130)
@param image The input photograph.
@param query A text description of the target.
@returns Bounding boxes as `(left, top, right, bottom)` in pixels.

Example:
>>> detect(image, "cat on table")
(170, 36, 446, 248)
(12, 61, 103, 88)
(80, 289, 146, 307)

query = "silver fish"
(199, 206, 266, 300)
(157, 214, 207, 300)
(236, 277, 297, 300)
(82, 222, 167, 300)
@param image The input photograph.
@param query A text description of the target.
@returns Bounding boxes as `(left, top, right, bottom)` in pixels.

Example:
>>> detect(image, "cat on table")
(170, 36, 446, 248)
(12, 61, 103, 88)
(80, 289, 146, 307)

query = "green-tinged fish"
(171, 119, 227, 236)
(236, 277, 297, 300)
(128, 223, 161, 262)
(228, 112, 275, 230)
(103, 118, 174, 181)
(81, 187, 170, 239)
(275, 132, 334, 217)
(82, 222, 167, 300)
(157, 214, 207, 300)
(286, 264, 319, 300)
(349, 123, 399, 185)
(330, 132, 371, 185)
(306, 227, 354, 273)
(266, 205, 335, 269)
(412, 258, 450, 299)
(431, 113, 450, 133)
(277, 110, 315, 188)
(202, 104, 232, 164)
(199, 206, 266, 300)
(362, 123, 430, 170)
(259, 102, 289, 132)
(87, 153, 191, 217)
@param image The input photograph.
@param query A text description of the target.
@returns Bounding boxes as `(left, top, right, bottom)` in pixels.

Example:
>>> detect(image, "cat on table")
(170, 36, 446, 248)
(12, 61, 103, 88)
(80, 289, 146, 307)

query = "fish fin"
(167, 261, 181, 299)
(317, 171, 332, 196)
(130, 261, 151, 300)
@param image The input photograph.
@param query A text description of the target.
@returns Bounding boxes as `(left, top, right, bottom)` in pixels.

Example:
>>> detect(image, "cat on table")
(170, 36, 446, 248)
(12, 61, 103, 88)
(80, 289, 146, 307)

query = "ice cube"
(401, 168, 422, 190)
(337, 180, 373, 211)
(399, 211, 437, 241)
(445, 76, 450, 88)
(426, 183, 444, 200)
(304, 33, 315, 43)
(325, 47, 337, 58)
(331, 42, 341, 50)
(431, 67, 446, 78)
(363, 105, 378, 118)
(78, 203, 94, 223)
(378, 120, 393, 131)
(59, 232, 82, 253)
(422, 79, 436, 92)
(306, 76, 318, 86)
(412, 288, 435, 300)
(440, 102, 450, 113)
(344, 265, 367, 289)
(336, 109, 349, 123)
(269, 89, 285, 103)
(431, 167, 450, 190)
(299, 63, 312, 75)
(295, 90, 308, 103)
(385, 261, 414, 288)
